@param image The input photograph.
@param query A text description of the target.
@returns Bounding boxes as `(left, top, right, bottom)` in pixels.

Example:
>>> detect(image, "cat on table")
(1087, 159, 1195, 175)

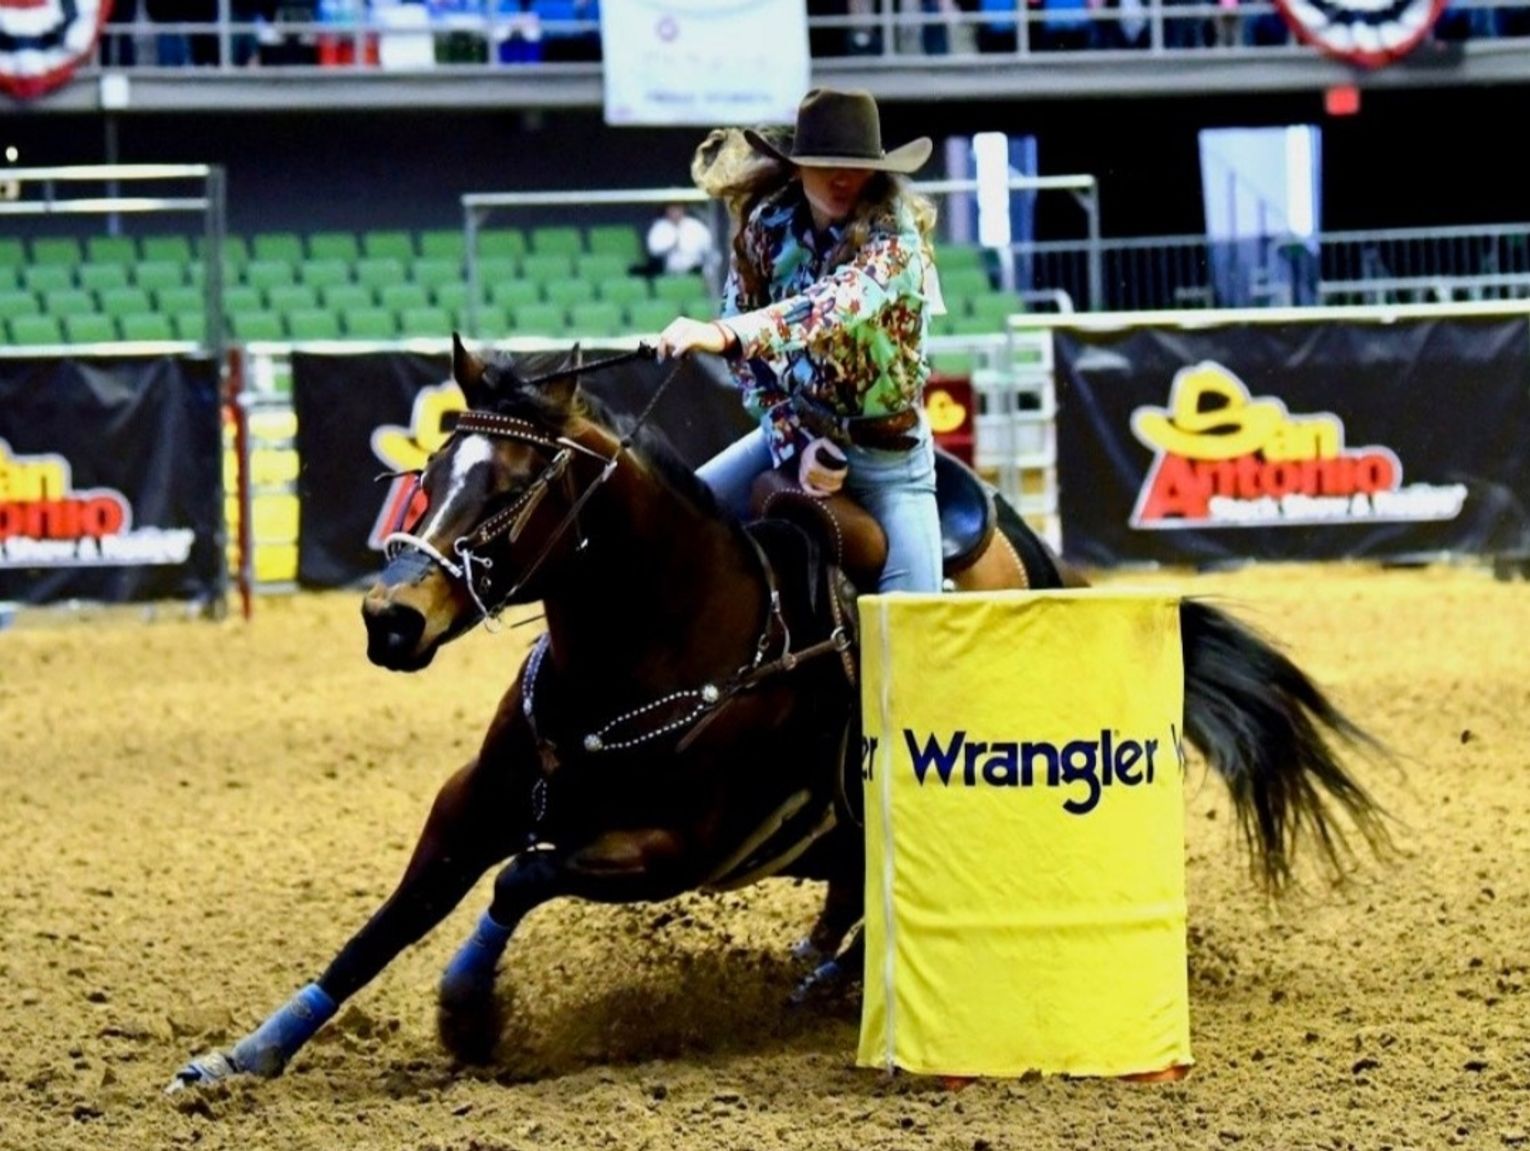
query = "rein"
(383, 344, 680, 627)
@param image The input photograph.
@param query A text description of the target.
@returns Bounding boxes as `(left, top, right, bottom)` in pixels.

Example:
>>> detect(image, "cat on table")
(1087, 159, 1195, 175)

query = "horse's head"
(361, 335, 614, 671)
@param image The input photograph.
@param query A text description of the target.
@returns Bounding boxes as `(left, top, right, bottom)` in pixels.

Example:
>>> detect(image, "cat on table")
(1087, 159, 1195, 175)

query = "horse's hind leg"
(793, 869, 862, 964)
(168, 758, 514, 1091)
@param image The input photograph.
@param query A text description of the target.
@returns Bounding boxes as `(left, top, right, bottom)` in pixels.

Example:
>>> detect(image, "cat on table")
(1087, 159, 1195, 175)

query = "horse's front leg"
(167, 758, 516, 1092)
(438, 827, 691, 1062)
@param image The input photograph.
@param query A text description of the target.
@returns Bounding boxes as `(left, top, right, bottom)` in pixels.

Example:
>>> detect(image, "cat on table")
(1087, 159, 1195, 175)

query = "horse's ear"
(541, 342, 581, 411)
(452, 332, 492, 408)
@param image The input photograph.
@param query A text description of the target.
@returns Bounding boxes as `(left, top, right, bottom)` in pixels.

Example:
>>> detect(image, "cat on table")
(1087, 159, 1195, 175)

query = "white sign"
(601, 0, 810, 128)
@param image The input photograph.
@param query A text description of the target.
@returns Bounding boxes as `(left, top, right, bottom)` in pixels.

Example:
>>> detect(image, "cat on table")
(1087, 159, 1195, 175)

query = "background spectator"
(637, 202, 715, 278)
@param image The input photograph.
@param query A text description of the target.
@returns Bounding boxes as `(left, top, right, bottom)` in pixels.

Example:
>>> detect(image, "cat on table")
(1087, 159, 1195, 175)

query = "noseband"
(382, 346, 679, 627)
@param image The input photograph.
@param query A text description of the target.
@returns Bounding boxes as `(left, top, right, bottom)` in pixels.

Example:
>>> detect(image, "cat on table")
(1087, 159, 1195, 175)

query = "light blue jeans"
(698, 417, 943, 593)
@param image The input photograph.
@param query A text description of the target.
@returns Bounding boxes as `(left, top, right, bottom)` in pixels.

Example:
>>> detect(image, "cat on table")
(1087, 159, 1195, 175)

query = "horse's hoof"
(164, 1050, 241, 1094)
(789, 958, 854, 1005)
(437, 987, 503, 1065)
(790, 936, 825, 964)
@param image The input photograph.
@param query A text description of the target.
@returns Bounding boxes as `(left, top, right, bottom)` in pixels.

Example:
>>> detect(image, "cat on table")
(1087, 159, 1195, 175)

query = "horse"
(168, 337, 1387, 1091)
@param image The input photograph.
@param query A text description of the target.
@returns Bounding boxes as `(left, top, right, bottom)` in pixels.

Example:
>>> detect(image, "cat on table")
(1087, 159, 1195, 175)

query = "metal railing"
(83, 0, 1530, 74)
(460, 173, 1102, 334)
(0, 164, 228, 363)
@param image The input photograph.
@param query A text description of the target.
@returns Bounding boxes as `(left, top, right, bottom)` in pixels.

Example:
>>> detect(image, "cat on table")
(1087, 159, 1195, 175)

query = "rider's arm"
(719, 223, 926, 362)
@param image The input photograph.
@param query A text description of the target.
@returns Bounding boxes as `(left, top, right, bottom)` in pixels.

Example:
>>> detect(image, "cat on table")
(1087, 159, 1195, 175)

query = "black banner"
(1055, 318, 1530, 566)
(0, 355, 223, 604)
(292, 348, 753, 588)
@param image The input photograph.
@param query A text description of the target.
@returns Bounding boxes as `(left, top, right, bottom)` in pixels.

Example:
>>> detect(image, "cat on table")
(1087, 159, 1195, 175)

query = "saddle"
(747, 446, 1022, 592)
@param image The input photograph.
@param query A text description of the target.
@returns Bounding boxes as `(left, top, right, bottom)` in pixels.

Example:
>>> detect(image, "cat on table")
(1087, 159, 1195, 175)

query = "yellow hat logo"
(925, 388, 968, 435)
(370, 382, 467, 474)
(1130, 363, 1284, 461)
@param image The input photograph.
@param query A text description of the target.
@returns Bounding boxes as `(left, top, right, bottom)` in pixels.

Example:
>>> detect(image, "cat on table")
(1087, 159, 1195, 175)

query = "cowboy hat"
(744, 88, 932, 175)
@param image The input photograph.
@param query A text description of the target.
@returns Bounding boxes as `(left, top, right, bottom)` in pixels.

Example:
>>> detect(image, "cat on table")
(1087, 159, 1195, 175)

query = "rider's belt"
(792, 396, 920, 452)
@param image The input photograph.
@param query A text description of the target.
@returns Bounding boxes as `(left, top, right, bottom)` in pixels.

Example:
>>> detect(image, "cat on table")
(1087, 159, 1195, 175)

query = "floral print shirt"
(717, 186, 933, 465)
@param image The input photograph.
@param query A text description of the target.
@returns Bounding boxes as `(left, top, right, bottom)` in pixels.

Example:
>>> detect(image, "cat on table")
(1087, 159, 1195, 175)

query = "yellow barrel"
(858, 591, 1192, 1080)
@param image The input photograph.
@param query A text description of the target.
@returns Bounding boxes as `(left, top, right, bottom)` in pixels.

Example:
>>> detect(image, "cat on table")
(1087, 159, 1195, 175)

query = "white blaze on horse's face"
(418, 434, 496, 543)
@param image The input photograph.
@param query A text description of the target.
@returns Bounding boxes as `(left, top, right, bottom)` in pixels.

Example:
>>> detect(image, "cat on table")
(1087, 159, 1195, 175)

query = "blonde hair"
(691, 127, 938, 305)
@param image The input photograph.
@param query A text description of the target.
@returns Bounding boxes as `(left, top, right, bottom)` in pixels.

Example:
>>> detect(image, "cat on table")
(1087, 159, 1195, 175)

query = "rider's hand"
(656, 317, 734, 360)
(798, 437, 848, 498)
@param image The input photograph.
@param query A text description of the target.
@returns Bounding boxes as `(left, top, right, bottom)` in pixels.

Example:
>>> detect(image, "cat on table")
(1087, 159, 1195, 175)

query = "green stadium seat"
(652, 273, 707, 303)
(30, 237, 82, 265)
(157, 286, 203, 314)
(0, 289, 40, 320)
(460, 304, 508, 337)
(477, 229, 526, 259)
(134, 261, 185, 293)
(223, 285, 264, 314)
(286, 308, 341, 341)
(510, 302, 566, 335)
(488, 279, 540, 310)
(267, 284, 319, 314)
(434, 282, 470, 313)
(520, 253, 573, 282)
(45, 288, 95, 316)
(173, 312, 206, 342)
(683, 296, 715, 320)
(343, 307, 396, 339)
(379, 282, 429, 313)
(323, 284, 374, 312)
(927, 312, 959, 338)
(598, 276, 650, 307)
(0, 238, 25, 267)
(355, 257, 405, 291)
(950, 315, 1001, 336)
(78, 263, 130, 292)
(568, 301, 623, 338)
(361, 230, 414, 261)
(307, 232, 359, 262)
(23, 266, 74, 294)
(399, 306, 452, 338)
(625, 298, 675, 334)
(935, 244, 987, 272)
(86, 236, 137, 265)
(0, 267, 16, 291)
(64, 314, 118, 343)
(576, 254, 628, 282)
(217, 236, 250, 267)
(940, 268, 993, 300)
(252, 232, 304, 264)
(300, 259, 351, 290)
(529, 226, 582, 257)
(476, 256, 518, 284)
(419, 229, 467, 261)
(230, 312, 284, 341)
(411, 258, 461, 293)
(99, 287, 153, 317)
(119, 312, 175, 341)
(966, 292, 1023, 326)
(587, 225, 642, 261)
(544, 279, 594, 308)
(141, 235, 194, 263)
(243, 260, 295, 291)
(9, 315, 63, 344)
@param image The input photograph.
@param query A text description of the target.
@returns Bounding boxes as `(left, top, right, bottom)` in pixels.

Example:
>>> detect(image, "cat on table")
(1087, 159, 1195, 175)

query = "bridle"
(382, 346, 679, 628)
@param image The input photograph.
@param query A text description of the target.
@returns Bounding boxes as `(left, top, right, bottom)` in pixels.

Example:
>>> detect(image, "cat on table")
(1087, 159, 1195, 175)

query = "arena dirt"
(1, 564, 1525, 1151)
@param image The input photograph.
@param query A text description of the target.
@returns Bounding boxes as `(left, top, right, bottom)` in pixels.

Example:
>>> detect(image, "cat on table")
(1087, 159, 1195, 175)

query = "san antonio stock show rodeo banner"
(1053, 313, 1530, 567)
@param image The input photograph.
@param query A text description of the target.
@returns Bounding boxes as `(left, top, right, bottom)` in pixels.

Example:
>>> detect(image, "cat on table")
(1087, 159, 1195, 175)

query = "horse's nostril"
(364, 602, 427, 667)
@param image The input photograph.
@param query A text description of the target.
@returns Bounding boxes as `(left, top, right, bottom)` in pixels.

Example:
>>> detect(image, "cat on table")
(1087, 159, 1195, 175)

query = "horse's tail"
(1180, 599, 1390, 892)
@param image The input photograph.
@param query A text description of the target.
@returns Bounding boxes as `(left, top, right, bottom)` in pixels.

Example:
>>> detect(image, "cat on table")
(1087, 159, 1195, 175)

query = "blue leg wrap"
(230, 983, 337, 1077)
(440, 911, 513, 1001)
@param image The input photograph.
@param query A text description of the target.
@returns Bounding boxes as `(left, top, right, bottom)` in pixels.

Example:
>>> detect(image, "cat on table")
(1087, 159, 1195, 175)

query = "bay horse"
(169, 337, 1386, 1091)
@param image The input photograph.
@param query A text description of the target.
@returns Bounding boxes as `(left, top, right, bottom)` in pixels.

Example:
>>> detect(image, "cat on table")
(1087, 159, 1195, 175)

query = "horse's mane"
(478, 349, 731, 524)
